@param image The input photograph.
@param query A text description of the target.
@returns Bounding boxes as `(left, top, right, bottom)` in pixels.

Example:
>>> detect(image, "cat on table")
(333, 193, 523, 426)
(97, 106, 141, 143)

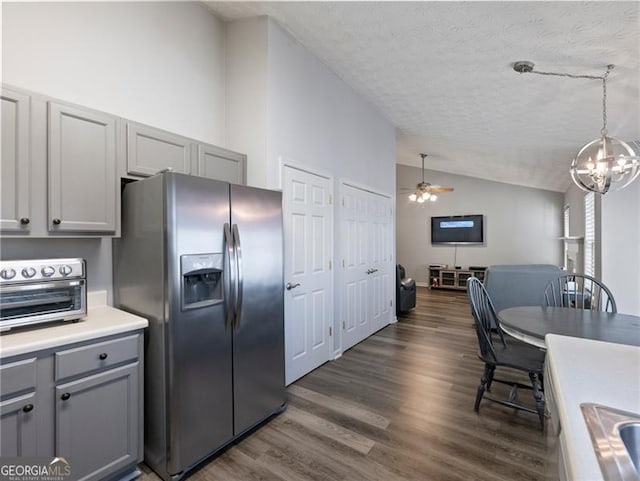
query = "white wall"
(1, 2, 227, 301)
(601, 180, 640, 315)
(2, 2, 226, 144)
(266, 20, 395, 195)
(226, 18, 396, 354)
(225, 17, 269, 188)
(397, 165, 564, 283)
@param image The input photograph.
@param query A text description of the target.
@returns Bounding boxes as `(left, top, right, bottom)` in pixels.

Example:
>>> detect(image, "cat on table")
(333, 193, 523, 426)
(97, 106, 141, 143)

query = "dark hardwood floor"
(141, 287, 554, 481)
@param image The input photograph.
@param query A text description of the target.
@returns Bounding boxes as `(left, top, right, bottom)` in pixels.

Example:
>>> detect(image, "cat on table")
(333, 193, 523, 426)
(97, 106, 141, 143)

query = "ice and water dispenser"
(181, 254, 223, 310)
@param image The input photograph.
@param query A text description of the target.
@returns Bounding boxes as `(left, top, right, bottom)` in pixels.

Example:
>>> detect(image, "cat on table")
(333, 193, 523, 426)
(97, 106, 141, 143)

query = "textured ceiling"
(205, 1, 640, 192)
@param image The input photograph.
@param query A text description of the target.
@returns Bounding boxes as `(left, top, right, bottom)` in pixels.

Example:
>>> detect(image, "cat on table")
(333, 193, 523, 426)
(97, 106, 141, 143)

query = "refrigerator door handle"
(232, 223, 244, 331)
(224, 222, 236, 331)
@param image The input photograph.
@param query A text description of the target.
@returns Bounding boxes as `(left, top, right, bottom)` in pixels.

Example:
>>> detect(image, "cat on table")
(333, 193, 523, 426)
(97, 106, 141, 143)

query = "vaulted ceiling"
(205, 1, 640, 193)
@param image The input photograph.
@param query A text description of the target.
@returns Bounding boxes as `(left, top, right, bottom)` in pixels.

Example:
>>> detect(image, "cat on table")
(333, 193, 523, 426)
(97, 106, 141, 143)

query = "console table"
(428, 266, 486, 290)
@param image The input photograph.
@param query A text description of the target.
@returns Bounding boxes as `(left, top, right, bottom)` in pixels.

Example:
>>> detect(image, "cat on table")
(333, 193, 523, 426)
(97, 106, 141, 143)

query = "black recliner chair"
(396, 264, 416, 315)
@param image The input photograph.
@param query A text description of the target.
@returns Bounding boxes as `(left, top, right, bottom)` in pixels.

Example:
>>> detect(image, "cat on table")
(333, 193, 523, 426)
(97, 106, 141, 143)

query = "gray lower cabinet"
(1, 88, 31, 232)
(0, 392, 38, 457)
(126, 122, 192, 177)
(48, 102, 117, 233)
(194, 143, 246, 185)
(56, 364, 139, 481)
(0, 332, 143, 480)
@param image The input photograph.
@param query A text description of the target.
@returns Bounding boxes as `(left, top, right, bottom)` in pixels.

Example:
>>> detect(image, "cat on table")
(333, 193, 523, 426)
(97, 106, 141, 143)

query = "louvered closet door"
(283, 165, 333, 385)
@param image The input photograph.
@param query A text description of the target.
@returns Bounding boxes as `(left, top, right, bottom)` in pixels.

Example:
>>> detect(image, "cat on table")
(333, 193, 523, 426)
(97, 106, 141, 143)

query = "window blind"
(584, 192, 595, 276)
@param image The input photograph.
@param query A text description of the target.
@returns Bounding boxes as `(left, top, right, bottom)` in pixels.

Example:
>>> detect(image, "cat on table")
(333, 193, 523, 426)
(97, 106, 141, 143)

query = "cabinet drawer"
(55, 335, 139, 381)
(0, 358, 36, 398)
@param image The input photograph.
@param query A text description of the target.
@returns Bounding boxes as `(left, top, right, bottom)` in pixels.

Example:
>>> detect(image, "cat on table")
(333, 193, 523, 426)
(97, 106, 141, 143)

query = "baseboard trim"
(416, 282, 430, 288)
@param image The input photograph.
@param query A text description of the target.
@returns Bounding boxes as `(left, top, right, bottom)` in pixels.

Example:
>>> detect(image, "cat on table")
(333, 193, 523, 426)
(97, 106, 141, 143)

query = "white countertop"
(0, 291, 148, 358)
(546, 334, 640, 481)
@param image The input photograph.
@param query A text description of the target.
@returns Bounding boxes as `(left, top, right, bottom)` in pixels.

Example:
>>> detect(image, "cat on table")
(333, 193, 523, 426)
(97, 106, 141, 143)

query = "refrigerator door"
(165, 174, 234, 476)
(230, 185, 286, 435)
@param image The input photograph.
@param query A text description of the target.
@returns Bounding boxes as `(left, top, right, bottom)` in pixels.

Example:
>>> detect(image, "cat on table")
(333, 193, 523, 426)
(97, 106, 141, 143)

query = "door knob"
(285, 282, 300, 290)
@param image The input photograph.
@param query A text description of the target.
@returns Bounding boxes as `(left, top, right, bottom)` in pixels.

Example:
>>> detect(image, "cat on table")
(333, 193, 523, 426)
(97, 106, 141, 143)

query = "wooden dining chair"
(543, 274, 617, 313)
(466, 277, 546, 429)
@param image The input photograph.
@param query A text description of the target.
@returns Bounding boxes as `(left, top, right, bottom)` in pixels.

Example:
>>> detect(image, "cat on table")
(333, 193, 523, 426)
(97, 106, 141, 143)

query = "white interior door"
(283, 165, 333, 385)
(341, 184, 370, 351)
(341, 184, 393, 351)
(368, 194, 393, 334)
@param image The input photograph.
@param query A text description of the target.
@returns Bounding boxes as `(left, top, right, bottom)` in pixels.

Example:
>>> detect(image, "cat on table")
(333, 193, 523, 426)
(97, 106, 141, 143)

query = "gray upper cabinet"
(1, 88, 31, 232)
(48, 102, 117, 233)
(194, 143, 246, 185)
(126, 122, 192, 177)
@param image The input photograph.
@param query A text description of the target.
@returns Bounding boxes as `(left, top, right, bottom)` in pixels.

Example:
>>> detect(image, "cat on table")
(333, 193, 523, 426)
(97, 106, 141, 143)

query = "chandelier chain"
(523, 65, 615, 136)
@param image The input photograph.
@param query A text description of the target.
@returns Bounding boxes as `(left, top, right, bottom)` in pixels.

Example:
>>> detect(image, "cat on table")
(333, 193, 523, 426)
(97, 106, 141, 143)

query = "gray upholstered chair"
(484, 264, 562, 327)
(396, 264, 416, 315)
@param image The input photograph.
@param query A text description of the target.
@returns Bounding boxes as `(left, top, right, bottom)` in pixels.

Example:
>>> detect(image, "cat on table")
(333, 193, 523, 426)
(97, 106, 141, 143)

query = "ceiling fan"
(400, 153, 454, 203)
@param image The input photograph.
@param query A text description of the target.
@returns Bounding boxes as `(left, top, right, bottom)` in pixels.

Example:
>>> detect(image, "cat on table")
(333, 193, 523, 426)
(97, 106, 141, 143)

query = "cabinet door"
(126, 122, 191, 176)
(1, 88, 31, 232)
(48, 102, 116, 233)
(0, 392, 38, 457)
(56, 363, 138, 481)
(194, 143, 246, 184)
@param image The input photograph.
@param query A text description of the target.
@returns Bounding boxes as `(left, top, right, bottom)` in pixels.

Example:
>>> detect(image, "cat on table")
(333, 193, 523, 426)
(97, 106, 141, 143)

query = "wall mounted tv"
(431, 215, 484, 245)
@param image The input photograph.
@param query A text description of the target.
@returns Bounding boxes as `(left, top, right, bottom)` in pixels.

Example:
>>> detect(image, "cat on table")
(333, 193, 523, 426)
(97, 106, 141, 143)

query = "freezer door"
(165, 174, 234, 476)
(230, 185, 286, 435)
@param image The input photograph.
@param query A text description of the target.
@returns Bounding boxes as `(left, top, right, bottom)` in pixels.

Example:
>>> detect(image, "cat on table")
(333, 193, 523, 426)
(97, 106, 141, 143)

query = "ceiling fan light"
(429, 194, 438, 202)
(416, 196, 425, 203)
(408, 193, 417, 202)
(421, 192, 431, 201)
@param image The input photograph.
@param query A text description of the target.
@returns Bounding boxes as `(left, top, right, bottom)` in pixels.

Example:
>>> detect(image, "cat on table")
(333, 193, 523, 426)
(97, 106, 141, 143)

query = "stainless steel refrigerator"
(113, 172, 286, 481)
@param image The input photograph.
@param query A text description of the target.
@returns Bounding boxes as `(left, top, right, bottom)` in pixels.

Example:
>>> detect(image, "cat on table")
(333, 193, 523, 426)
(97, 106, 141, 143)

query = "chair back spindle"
(543, 274, 616, 313)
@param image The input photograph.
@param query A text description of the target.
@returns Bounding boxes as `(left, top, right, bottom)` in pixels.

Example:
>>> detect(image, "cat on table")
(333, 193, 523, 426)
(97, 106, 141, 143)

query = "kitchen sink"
(620, 423, 640, 475)
(581, 403, 640, 481)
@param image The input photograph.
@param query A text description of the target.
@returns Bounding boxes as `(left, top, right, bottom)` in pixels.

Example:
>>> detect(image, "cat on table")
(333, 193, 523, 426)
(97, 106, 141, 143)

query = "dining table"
(497, 306, 640, 349)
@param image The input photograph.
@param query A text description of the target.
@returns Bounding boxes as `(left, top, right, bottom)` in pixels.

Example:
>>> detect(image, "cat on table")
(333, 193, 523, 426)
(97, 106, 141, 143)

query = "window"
(584, 192, 595, 276)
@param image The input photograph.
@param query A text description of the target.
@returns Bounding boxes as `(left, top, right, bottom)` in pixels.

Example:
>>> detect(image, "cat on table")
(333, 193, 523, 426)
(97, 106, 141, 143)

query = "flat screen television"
(431, 215, 484, 245)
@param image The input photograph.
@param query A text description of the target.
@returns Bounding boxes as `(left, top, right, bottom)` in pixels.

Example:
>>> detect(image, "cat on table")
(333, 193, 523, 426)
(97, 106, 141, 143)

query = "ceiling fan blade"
(429, 187, 454, 193)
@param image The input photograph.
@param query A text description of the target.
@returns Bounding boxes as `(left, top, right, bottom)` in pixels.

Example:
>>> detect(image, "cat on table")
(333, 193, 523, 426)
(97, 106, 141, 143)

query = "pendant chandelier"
(513, 61, 639, 194)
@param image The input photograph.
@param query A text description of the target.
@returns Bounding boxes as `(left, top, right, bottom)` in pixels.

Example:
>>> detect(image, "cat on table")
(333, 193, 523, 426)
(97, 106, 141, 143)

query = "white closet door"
(283, 165, 333, 385)
(341, 184, 371, 351)
(341, 184, 393, 351)
(368, 193, 393, 334)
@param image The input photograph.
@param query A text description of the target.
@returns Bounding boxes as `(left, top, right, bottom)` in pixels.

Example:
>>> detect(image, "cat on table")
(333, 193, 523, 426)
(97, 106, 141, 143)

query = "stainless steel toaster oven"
(0, 258, 86, 331)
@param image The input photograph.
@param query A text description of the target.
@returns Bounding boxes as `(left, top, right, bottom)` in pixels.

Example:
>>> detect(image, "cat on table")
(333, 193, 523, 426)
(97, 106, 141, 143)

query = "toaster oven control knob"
(21, 267, 36, 278)
(59, 265, 73, 276)
(41, 266, 55, 277)
(0, 268, 16, 280)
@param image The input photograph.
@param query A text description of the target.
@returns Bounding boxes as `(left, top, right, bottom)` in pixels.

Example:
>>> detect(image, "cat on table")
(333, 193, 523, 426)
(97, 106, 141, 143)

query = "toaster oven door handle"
(0, 279, 84, 294)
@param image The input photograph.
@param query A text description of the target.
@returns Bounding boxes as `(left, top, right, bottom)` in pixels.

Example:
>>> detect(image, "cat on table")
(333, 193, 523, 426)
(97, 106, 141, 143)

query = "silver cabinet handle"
(285, 283, 300, 290)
